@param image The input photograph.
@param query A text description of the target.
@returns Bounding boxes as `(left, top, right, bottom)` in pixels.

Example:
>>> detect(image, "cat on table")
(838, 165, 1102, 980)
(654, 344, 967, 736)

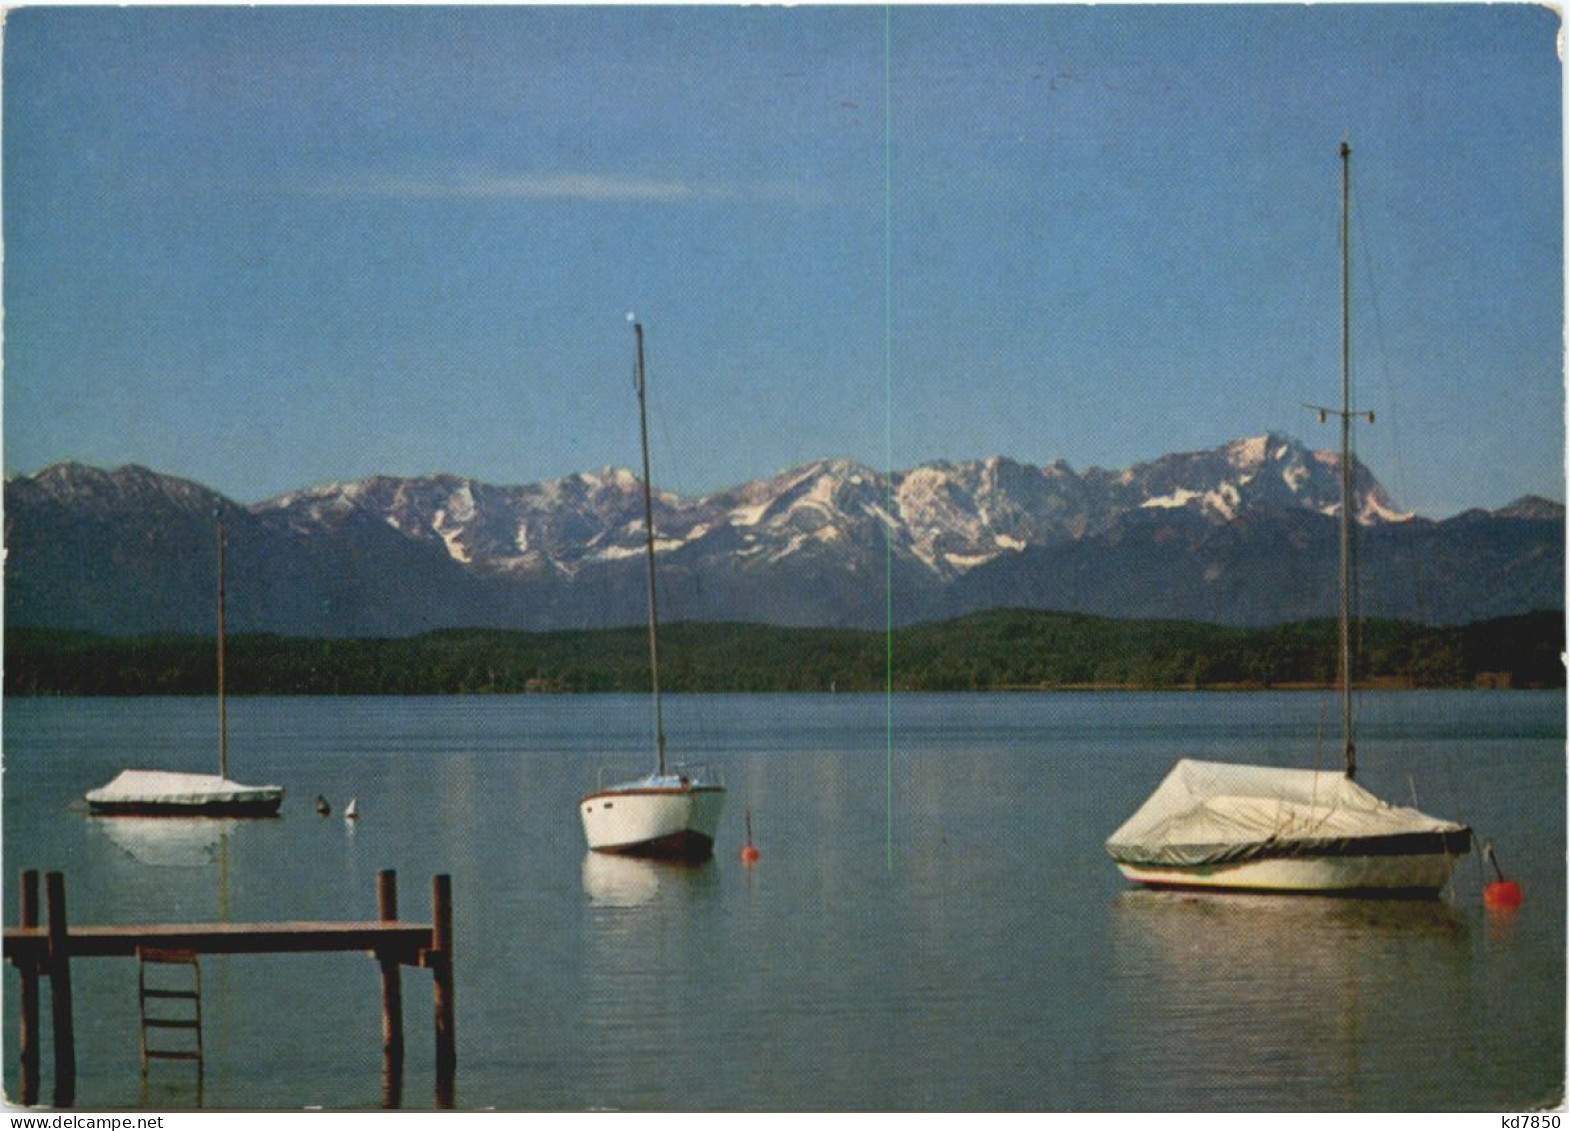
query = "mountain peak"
(575, 466, 641, 490)
(1495, 495, 1566, 520)
(1226, 434, 1274, 468)
(1224, 432, 1311, 467)
(16, 461, 225, 513)
(786, 456, 880, 481)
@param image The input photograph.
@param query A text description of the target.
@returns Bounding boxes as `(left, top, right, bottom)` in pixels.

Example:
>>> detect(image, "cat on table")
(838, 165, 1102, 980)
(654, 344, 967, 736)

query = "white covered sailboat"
(1106, 141, 1470, 895)
(579, 321, 725, 859)
(87, 770, 282, 817)
(1106, 760, 1470, 893)
(87, 515, 284, 817)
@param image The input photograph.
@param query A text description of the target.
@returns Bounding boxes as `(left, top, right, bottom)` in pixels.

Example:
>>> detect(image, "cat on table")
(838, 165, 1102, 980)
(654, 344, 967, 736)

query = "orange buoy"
(741, 806, 761, 865)
(1482, 841, 1523, 909)
(1485, 880, 1523, 909)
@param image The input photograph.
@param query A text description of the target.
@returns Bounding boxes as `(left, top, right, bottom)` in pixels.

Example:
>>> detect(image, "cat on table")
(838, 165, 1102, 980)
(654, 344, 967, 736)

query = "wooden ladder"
(137, 947, 203, 1077)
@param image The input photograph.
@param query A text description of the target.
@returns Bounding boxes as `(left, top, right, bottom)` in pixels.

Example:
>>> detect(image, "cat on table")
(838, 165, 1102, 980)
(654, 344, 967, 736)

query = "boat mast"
(217, 513, 229, 781)
(1337, 139, 1359, 781)
(633, 322, 668, 776)
(1307, 141, 1372, 779)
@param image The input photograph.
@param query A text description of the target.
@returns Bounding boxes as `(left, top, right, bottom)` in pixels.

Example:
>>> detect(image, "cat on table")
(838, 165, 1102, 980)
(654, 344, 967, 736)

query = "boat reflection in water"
(1107, 888, 1471, 1109)
(580, 851, 717, 910)
(578, 850, 721, 1105)
(89, 816, 239, 868)
(86, 815, 241, 1109)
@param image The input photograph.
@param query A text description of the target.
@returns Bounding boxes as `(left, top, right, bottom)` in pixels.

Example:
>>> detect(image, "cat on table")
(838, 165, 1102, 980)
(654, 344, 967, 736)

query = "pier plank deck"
(5, 920, 432, 961)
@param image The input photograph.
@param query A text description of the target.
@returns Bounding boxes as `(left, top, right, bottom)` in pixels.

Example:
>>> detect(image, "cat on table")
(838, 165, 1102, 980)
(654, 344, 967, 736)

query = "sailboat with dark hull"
(578, 322, 726, 859)
(87, 516, 284, 817)
(1105, 141, 1470, 895)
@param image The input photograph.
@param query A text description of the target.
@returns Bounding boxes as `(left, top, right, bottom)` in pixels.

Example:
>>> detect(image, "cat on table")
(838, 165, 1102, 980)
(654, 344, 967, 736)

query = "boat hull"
(1115, 849, 1463, 896)
(86, 796, 283, 818)
(580, 786, 725, 860)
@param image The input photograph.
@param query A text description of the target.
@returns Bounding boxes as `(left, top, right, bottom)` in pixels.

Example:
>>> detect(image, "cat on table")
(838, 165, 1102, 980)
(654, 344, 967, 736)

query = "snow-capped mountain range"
(253, 433, 1403, 581)
(6, 434, 1562, 636)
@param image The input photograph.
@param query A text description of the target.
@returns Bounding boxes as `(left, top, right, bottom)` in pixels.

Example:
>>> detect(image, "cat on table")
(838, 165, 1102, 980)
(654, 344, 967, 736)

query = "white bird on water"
(344, 798, 359, 821)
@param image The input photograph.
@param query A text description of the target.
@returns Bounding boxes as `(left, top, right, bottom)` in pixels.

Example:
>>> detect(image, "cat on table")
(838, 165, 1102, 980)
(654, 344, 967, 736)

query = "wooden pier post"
(431, 873, 455, 1108)
(18, 869, 40, 1105)
(45, 871, 76, 1108)
(376, 870, 404, 1109)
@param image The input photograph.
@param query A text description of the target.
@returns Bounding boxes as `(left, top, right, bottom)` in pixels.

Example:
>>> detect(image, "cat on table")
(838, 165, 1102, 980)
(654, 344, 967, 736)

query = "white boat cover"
(1105, 759, 1470, 868)
(86, 769, 282, 807)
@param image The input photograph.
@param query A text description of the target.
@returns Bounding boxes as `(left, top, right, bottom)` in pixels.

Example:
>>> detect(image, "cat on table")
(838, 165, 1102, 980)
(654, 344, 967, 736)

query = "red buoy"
(1482, 841, 1523, 909)
(1485, 880, 1523, 910)
(741, 806, 761, 865)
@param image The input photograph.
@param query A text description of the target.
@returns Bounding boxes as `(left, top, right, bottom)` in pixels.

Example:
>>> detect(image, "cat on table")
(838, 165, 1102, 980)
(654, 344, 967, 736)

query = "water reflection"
(1112, 886, 1468, 947)
(578, 853, 723, 1107)
(1485, 903, 1524, 945)
(580, 852, 717, 909)
(89, 817, 238, 868)
(1108, 889, 1471, 1109)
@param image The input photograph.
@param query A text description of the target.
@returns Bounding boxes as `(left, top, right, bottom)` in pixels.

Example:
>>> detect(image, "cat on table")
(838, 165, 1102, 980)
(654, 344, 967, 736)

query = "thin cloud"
(308, 171, 834, 206)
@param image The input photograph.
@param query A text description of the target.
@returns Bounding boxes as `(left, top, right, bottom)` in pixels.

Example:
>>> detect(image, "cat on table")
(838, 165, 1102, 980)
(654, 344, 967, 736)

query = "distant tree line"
(4, 609, 1563, 696)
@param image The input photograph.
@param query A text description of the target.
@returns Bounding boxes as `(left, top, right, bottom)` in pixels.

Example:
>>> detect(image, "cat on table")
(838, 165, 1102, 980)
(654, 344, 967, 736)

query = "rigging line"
(1352, 177, 1433, 626)
(1349, 407, 1364, 735)
(1269, 157, 1342, 442)
(634, 322, 668, 775)
(642, 331, 714, 754)
(1351, 172, 1441, 811)
(1310, 697, 1326, 819)
(883, 2, 895, 873)
(1304, 160, 1348, 747)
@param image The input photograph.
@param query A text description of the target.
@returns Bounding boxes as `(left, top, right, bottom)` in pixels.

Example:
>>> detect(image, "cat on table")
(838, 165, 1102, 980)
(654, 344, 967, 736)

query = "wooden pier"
(5, 868, 455, 1108)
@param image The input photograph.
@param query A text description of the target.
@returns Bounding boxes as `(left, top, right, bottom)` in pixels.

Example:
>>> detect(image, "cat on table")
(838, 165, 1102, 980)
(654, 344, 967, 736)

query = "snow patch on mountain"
(1361, 495, 1413, 524)
(1143, 488, 1202, 509)
(1229, 435, 1269, 468)
(729, 501, 770, 527)
(436, 522, 471, 563)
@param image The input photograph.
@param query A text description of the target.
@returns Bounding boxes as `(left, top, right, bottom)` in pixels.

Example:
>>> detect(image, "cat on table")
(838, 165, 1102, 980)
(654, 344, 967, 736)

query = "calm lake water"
(3, 692, 1563, 1111)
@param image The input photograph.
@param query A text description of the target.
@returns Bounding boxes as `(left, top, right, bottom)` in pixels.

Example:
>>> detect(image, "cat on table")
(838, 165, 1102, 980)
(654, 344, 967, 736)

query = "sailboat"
(1104, 141, 1471, 895)
(579, 321, 726, 859)
(87, 515, 285, 817)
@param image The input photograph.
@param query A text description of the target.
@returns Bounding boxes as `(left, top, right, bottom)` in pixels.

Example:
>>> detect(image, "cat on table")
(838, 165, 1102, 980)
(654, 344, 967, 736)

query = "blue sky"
(4, 5, 1562, 514)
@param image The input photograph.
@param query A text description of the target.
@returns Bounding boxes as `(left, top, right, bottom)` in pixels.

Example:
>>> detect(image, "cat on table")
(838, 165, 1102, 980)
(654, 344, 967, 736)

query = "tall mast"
(1338, 139, 1355, 781)
(1308, 142, 1371, 778)
(217, 513, 229, 781)
(633, 323, 667, 776)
